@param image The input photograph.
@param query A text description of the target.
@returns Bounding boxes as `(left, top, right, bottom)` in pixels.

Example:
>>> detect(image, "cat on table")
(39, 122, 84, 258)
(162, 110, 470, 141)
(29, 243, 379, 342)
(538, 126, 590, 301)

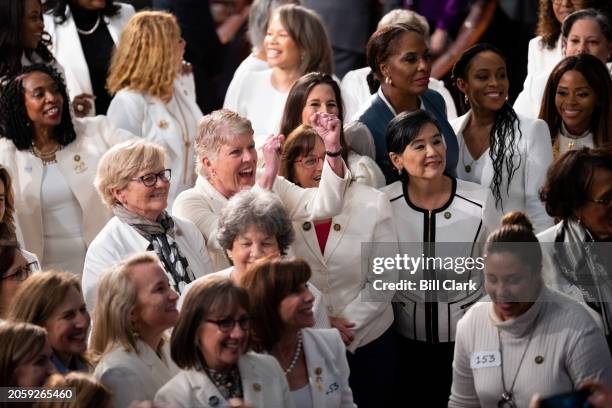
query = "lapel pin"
(444, 211, 452, 219)
(158, 119, 169, 129)
(535, 356, 544, 364)
(315, 367, 322, 375)
(252, 383, 261, 392)
(333, 223, 341, 231)
(208, 395, 219, 406)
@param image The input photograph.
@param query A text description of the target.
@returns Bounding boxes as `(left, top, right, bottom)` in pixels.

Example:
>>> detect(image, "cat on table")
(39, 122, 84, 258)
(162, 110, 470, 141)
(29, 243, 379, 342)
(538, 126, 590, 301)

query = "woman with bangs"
(107, 11, 201, 208)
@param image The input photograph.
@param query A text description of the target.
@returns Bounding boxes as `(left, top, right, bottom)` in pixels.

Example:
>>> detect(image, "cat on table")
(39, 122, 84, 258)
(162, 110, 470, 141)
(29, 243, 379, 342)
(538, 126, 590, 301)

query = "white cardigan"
(172, 160, 350, 272)
(0, 116, 133, 268)
(43, 3, 135, 115)
(155, 352, 294, 408)
(291, 183, 397, 351)
(94, 339, 179, 408)
(107, 78, 202, 208)
(451, 112, 554, 233)
(82, 215, 213, 311)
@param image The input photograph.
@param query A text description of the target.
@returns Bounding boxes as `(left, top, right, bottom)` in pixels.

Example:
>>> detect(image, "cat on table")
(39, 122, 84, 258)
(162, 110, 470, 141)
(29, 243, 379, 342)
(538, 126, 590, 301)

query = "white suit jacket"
(43, 3, 135, 115)
(291, 183, 397, 352)
(94, 339, 179, 408)
(154, 352, 294, 408)
(301, 328, 356, 408)
(0, 116, 133, 266)
(107, 78, 202, 208)
(82, 215, 213, 311)
(172, 160, 351, 272)
(451, 112, 554, 233)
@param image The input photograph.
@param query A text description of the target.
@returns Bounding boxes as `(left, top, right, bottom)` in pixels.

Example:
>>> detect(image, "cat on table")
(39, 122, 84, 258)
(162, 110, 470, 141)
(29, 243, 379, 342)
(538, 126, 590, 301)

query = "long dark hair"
(46, 0, 120, 23)
(451, 43, 522, 210)
(0, 63, 76, 150)
(0, 0, 54, 78)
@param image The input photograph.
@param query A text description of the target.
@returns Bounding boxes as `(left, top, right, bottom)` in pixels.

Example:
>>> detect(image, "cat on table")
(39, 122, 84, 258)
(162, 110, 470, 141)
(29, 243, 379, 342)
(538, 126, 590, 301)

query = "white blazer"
(0, 116, 133, 266)
(301, 328, 355, 408)
(43, 3, 135, 115)
(107, 78, 202, 208)
(82, 215, 213, 311)
(291, 183, 397, 352)
(346, 151, 385, 189)
(172, 160, 351, 272)
(155, 352, 295, 408)
(94, 339, 179, 408)
(451, 112, 554, 233)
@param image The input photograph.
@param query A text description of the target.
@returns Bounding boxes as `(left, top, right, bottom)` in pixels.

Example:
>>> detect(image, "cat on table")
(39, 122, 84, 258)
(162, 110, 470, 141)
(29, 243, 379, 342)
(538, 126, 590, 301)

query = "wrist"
(325, 147, 343, 157)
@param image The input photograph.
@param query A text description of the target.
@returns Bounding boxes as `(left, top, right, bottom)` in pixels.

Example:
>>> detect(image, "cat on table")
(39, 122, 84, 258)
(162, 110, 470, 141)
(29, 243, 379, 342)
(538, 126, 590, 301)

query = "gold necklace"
(31, 143, 60, 164)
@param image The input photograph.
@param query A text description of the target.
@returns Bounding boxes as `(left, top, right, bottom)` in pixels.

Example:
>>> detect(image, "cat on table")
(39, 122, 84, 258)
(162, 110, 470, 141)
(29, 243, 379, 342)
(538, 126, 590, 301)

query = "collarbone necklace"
(76, 12, 101, 35)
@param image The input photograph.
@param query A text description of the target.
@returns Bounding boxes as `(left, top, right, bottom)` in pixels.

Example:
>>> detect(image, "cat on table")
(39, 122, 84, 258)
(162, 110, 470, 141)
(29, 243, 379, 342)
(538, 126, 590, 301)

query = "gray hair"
(217, 190, 294, 255)
(378, 9, 430, 37)
(195, 109, 254, 178)
(248, 0, 300, 53)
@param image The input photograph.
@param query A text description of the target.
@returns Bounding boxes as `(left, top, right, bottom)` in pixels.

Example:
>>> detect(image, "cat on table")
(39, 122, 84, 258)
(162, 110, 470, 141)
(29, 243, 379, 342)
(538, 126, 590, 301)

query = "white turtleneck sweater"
(449, 287, 612, 408)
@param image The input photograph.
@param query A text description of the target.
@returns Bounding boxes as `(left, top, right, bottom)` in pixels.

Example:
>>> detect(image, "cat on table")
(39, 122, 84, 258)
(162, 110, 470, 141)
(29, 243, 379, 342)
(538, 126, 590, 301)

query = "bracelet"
(325, 148, 343, 157)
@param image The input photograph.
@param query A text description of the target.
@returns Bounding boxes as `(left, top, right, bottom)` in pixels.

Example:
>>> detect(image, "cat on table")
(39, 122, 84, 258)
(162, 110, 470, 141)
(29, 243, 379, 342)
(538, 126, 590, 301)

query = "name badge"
(470, 350, 501, 369)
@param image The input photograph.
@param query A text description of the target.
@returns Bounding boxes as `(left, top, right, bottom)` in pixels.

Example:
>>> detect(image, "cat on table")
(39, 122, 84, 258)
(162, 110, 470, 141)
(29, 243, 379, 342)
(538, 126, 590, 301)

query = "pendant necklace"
(76, 13, 101, 35)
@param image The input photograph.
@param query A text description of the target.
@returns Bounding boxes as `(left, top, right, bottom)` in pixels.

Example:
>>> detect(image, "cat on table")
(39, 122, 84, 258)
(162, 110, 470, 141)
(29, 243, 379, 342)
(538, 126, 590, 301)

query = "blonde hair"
(107, 11, 181, 102)
(195, 109, 254, 178)
(0, 322, 48, 387)
(95, 139, 166, 209)
(38, 372, 112, 408)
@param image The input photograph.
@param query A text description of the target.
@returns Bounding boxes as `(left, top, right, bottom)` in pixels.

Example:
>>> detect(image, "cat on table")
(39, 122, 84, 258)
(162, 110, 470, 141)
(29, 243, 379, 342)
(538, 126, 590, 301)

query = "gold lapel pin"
(158, 119, 169, 129)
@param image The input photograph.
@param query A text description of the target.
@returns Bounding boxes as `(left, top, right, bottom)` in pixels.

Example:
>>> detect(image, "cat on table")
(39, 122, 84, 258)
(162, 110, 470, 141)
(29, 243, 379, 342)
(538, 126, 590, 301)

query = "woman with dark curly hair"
(452, 43, 554, 233)
(0, 0, 57, 81)
(43, 0, 135, 116)
(538, 146, 612, 349)
(0, 63, 133, 274)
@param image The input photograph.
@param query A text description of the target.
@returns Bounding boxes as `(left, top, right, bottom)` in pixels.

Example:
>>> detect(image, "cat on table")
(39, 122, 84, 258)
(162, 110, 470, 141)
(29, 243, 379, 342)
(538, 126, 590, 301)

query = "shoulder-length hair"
(171, 276, 250, 371)
(240, 257, 311, 352)
(279, 72, 349, 161)
(274, 4, 333, 75)
(0, 63, 76, 151)
(0, 0, 54, 78)
(0, 165, 16, 240)
(0, 322, 48, 387)
(536, 0, 604, 50)
(46, 0, 120, 24)
(539, 54, 612, 148)
(90, 252, 161, 364)
(107, 11, 182, 102)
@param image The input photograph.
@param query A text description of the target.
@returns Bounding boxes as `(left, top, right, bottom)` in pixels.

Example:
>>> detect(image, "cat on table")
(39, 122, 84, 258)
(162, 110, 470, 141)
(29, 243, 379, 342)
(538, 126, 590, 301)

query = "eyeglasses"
(552, 0, 585, 5)
(295, 155, 325, 169)
(206, 316, 251, 333)
(131, 169, 171, 187)
(2, 261, 37, 281)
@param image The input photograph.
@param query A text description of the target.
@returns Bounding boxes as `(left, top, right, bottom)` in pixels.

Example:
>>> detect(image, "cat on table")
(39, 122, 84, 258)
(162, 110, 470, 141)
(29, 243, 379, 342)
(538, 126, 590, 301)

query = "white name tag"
(470, 351, 501, 369)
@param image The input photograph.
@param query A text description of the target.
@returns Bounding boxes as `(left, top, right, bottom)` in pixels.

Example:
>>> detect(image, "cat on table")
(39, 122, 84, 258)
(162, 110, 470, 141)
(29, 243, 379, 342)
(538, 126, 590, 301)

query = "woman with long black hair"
(451, 43, 554, 233)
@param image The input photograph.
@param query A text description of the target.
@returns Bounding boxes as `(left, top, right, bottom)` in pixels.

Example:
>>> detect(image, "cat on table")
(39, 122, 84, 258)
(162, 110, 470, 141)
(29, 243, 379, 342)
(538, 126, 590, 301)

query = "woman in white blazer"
(43, 0, 134, 116)
(156, 276, 294, 408)
(172, 109, 350, 272)
(243, 258, 355, 408)
(279, 124, 398, 407)
(451, 44, 554, 233)
(82, 139, 213, 312)
(107, 11, 201, 208)
(280, 72, 386, 189)
(0, 64, 133, 274)
(91, 252, 180, 408)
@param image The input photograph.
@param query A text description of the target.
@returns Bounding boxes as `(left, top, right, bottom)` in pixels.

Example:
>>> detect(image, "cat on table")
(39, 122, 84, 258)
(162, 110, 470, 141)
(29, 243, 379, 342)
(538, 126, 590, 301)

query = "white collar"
(377, 87, 423, 116)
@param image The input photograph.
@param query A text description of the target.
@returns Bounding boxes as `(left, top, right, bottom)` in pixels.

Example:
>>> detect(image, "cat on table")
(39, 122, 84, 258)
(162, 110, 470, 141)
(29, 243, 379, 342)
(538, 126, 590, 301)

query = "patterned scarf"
(113, 205, 195, 294)
(204, 365, 244, 401)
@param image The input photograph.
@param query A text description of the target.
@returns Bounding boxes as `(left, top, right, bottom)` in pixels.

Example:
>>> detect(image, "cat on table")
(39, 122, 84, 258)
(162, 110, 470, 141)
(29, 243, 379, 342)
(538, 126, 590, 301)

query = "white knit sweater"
(449, 287, 612, 408)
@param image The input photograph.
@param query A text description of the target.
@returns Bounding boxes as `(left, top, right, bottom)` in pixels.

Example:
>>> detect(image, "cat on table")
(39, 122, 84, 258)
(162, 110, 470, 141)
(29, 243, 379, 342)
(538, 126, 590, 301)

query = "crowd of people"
(0, 0, 611, 407)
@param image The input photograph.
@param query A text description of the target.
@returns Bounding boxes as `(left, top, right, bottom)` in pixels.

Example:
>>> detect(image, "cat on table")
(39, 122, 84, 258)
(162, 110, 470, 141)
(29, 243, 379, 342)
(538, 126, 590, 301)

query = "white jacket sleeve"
(347, 152, 385, 189)
(332, 330, 357, 408)
(107, 91, 146, 137)
(82, 235, 121, 312)
(448, 316, 481, 408)
(98, 367, 149, 408)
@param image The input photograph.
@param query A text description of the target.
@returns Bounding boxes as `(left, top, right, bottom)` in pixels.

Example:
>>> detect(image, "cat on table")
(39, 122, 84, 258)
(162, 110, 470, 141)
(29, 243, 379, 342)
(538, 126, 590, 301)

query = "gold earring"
(385, 76, 392, 86)
(464, 94, 469, 104)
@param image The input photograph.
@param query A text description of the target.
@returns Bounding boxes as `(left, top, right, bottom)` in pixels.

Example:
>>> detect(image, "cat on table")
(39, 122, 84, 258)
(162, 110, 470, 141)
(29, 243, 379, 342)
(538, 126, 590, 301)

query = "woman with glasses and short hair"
(82, 139, 213, 313)
(155, 276, 293, 407)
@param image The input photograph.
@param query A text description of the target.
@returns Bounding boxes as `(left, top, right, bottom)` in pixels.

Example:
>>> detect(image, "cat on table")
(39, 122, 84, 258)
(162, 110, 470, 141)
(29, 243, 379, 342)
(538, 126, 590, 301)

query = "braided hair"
(451, 43, 522, 210)
(0, 63, 76, 151)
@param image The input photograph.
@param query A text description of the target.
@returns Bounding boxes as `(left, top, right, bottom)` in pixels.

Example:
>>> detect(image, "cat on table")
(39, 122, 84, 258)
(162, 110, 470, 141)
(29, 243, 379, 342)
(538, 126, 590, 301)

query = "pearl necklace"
(76, 13, 101, 35)
(283, 331, 303, 375)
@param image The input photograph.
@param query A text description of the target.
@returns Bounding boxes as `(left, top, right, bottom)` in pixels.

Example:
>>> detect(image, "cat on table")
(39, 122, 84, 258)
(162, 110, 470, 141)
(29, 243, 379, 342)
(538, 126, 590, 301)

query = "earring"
(464, 94, 469, 104)
(385, 76, 392, 86)
(397, 168, 402, 175)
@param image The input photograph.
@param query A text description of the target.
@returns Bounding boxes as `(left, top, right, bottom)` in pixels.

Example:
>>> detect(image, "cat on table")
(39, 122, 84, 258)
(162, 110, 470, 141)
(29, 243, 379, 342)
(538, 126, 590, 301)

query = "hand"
(258, 133, 285, 190)
(329, 316, 355, 345)
(310, 112, 341, 152)
(72, 93, 94, 117)
(430, 28, 448, 57)
(528, 394, 540, 408)
(581, 380, 612, 408)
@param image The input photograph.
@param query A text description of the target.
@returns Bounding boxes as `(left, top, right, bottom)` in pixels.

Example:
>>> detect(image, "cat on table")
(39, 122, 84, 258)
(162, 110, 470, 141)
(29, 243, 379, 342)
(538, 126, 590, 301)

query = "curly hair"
(451, 43, 522, 210)
(539, 54, 612, 148)
(536, 0, 604, 50)
(0, 165, 16, 240)
(46, 0, 120, 24)
(107, 11, 181, 102)
(0, 0, 54, 78)
(0, 63, 76, 151)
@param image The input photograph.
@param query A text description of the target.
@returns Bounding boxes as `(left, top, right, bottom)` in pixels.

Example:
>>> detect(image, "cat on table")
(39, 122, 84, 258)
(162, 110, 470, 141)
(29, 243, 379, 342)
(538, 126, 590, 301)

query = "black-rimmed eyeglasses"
(131, 169, 171, 187)
(2, 261, 38, 281)
(206, 316, 251, 333)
